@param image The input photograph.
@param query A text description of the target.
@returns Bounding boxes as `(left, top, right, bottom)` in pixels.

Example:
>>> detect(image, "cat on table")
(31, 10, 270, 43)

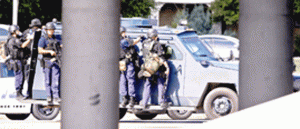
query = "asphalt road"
(0, 112, 208, 129)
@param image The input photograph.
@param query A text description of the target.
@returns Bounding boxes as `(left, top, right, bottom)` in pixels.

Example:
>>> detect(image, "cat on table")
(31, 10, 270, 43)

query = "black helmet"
(29, 18, 41, 28)
(120, 26, 126, 34)
(147, 29, 158, 39)
(9, 25, 20, 34)
(45, 22, 56, 30)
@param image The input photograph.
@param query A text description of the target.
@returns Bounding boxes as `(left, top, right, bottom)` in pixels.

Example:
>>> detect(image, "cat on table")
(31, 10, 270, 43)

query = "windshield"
(179, 35, 217, 61)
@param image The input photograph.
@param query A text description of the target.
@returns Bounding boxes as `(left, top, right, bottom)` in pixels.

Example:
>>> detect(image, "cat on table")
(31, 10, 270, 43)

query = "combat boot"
(16, 90, 25, 100)
(160, 102, 169, 109)
(47, 97, 52, 103)
(120, 96, 129, 108)
(53, 98, 62, 103)
(128, 97, 136, 108)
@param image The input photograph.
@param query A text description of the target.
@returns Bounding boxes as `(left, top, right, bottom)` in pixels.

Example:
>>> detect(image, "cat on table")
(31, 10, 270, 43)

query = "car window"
(210, 39, 235, 49)
(0, 63, 14, 78)
(168, 44, 183, 60)
(0, 28, 8, 36)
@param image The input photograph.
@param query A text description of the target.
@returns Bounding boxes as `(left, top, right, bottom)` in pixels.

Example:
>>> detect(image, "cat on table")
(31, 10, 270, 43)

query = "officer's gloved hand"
(27, 33, 34, 40)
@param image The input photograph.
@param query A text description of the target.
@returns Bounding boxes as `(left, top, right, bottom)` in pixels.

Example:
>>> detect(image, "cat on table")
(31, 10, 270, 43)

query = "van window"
(0, 63, 14, 78)
(0, 28, 8, 36)
(168, 44, 183, 60)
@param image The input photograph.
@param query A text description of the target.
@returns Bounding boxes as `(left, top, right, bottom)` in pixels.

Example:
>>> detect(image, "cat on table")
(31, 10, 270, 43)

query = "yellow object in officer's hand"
(50, 58, 56, 62)
(119, 60, 127, 71)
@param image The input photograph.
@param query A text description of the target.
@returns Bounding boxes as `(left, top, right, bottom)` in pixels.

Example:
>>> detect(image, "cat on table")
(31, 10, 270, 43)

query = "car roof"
(0, 24, 10, 31)
(198, 34, 239, 45)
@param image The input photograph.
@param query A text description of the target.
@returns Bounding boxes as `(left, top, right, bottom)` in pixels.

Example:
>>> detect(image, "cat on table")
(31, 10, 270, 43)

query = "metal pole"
(239, 0, 294, 110)
(61, 0, 120, 128)
(12, 0, 19, 25)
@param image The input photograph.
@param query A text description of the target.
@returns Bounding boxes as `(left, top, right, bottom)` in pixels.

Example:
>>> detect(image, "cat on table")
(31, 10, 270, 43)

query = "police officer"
(119, 26, 141, 108)
(38, 22, 62, 103)
(7, 25, 34, 100)
(22, 18, 42, 42)
(140, 29, 170, 109)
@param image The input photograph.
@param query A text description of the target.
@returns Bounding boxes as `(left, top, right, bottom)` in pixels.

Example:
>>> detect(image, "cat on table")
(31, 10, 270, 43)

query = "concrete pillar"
(239, 0, 294, 110)
(61, 0, 120, 128)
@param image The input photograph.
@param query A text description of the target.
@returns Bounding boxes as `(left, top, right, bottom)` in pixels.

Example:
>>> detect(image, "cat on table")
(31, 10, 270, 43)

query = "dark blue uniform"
(119, 38, 136, 98)
(7, 37, 27, 94)
(141, 39, 168, 107)
(38, 36, 61, 99)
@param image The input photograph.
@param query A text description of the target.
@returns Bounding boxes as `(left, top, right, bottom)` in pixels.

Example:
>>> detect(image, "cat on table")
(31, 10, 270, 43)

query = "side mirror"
(200, 60, 210, 67)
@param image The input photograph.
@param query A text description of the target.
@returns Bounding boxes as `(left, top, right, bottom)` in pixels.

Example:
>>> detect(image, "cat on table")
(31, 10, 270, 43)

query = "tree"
(0, 0, 62, 31)
(121, 0, 155, 18)
(171, 5, 212, 35)
(188, 5, 212, 35)
(209, 0, 239, 26)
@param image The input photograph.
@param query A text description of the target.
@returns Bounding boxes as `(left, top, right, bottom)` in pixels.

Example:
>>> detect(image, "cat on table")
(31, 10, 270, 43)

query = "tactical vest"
(120, 38, 137, 61)
(43, 37, 60, 60)
(7, 37, 26, 60)
(142, 39, 156, 60)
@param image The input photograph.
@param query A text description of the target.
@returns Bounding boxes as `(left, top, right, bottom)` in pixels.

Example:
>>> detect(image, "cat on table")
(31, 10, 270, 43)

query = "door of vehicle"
(167, 43, 186, 106)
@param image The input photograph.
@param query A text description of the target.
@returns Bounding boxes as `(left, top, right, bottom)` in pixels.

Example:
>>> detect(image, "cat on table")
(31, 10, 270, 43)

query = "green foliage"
(223, 29, 237, 38)
(209, 0, 239, 26)
(171, 9, 189, 28)
(121, 0, 155, 18)
(294, 0, 300, 23)
(171, 5, 212, 35)
(188, 5, 212, 35)
(0, 0, 62, 31)
(295, 35, 300, 54)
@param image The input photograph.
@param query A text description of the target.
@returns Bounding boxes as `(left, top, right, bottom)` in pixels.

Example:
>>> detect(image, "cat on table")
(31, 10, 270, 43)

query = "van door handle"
(175, 65, 182, 74)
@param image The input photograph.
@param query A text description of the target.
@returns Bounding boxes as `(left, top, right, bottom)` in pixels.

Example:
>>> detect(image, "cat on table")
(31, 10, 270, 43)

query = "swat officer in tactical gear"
(38, 22, 62, 103)
(140, 29, 170, 109)
(119, 26, 143, 108)
(22, 18, 42, 42)
(6, 25, 34, 100)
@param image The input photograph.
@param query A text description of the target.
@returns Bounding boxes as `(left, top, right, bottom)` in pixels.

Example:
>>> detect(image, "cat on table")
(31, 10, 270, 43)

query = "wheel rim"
(37, 105, 54, 116)
(213, 96, 232, 115)
(176, 110, 188, 115)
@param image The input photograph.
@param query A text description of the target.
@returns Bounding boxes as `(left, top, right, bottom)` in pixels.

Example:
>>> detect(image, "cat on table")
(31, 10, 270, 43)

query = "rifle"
(48, 40, 62, 67)
(162, 70, 169, 100)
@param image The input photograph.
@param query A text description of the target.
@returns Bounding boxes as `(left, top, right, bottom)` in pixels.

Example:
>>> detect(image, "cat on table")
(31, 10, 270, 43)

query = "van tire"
(203, 87, 238, 120)
(31, 104, 60, 120)
(135, 113, 157, 120)
(5, 114, 30, 120)
(167, 110, 193, 120)
(119, 108, 127, 120)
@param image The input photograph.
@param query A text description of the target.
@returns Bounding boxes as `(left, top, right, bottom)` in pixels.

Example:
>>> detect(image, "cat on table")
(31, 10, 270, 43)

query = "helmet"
(45, 22, 56, 30)
(52, 18, 58, 23)
(120, 26, 126, 34)
(147, 29, 158, 39)
(29, 18, 41, 27)
(9, 25, 20, 34)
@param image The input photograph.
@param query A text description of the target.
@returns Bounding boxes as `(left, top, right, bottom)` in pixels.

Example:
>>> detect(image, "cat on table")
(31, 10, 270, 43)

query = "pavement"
(0, 112, 207, 129)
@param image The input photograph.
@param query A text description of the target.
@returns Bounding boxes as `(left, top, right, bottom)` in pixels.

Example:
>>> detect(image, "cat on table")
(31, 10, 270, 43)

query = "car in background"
(198, 35, 239, 61)
(0, 24, 10, 42)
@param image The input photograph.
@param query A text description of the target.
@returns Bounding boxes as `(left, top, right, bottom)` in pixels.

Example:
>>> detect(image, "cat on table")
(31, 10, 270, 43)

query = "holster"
(11, 60, 21, 72)
(39, 58, 45, 68)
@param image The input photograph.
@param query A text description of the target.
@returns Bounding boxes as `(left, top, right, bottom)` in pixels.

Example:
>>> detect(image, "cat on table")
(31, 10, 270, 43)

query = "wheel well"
(197, 83, 237, 108)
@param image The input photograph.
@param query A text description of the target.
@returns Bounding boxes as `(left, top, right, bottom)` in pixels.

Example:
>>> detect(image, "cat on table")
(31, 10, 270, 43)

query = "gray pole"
(12, 0, 19, 25)
(61, 0, 120, 128)
(239, 0, 294, 110)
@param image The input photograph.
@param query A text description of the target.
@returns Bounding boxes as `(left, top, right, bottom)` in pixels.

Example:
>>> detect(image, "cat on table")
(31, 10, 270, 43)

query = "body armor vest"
(142, 39, 156, 60)
(43, 37, 60, 60)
